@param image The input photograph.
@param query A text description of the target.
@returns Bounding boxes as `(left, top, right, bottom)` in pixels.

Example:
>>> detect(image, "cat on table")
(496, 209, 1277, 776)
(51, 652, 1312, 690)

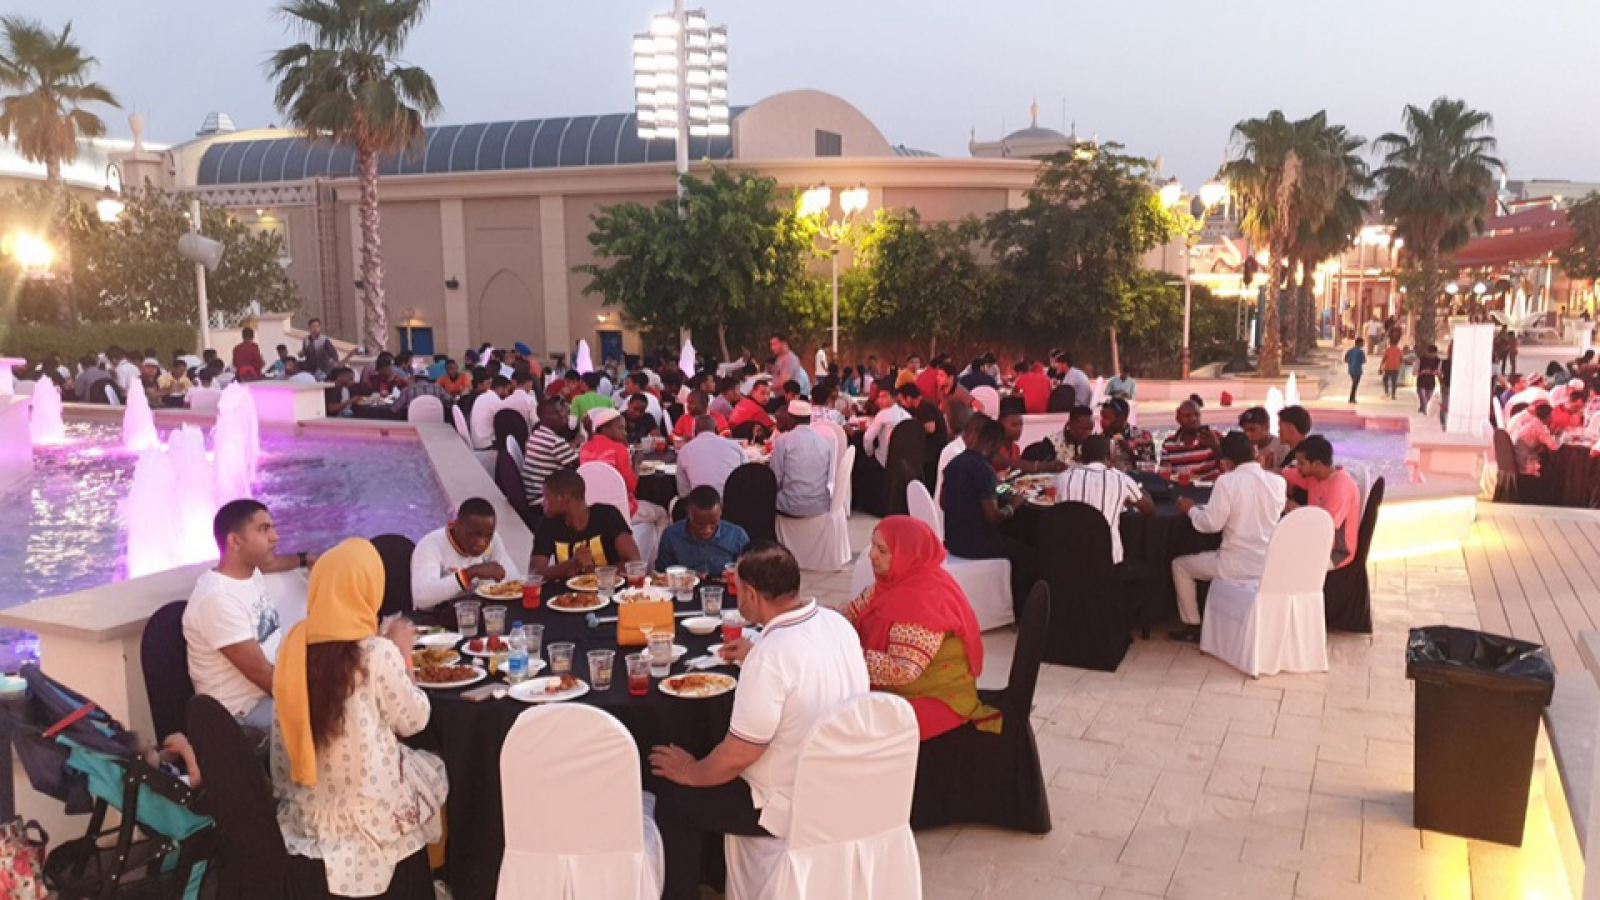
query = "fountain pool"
(0, 420, 451, 638)
(1318, 427, 1408, 484)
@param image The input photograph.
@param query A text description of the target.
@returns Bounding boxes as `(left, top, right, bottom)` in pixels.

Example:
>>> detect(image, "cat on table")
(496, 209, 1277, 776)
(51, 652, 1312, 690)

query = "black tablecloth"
(1549, 444, 1600, 509)
(350, 402, 404, 420)
(410, 585, 736, 900)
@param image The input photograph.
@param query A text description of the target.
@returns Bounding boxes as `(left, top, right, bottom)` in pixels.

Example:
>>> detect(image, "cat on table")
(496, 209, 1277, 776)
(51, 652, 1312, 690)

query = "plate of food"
(414, 630, 463, 648)
(414, 664, 487, 690)
(474, 580, 524, 601)
(659, 672, 737, 699)
(547, 592, 610, 614)
(565, 573, 600, 592)
(508, 674, 590, 704)
(413, 646, 461, 668)
(647, 572, 700, 590)
(616, 587, 673, 605)
(461, 635, 510, 657)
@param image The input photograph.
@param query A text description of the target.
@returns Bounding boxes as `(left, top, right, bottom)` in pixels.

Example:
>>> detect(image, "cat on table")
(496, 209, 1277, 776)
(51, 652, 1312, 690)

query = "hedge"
(1, 322, 200, 364)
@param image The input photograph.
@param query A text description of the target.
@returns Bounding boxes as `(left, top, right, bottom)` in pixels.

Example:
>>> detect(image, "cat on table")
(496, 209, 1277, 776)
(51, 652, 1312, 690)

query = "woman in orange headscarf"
(273, 538, 448, 899)
(843, 516, 1001, 740)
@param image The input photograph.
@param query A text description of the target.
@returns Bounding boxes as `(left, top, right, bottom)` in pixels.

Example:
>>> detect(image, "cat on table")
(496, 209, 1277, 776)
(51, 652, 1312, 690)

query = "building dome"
(1004, 125, 1068, 142)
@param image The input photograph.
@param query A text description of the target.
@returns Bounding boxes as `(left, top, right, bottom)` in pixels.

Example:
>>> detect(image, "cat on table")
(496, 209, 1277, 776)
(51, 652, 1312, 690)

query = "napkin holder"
(617, 598, 674, 646)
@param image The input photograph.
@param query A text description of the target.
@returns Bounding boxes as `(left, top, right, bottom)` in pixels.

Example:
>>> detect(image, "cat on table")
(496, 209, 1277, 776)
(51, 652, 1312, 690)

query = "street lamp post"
(634, 5, 729, 211)
(1162, 179, 1228, 379)
(801, 183, 869, 357)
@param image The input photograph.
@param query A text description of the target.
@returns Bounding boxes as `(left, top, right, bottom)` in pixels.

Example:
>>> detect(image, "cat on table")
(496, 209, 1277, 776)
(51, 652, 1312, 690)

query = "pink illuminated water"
(28, 379, 64, 444)
(121, 386, 158, 453)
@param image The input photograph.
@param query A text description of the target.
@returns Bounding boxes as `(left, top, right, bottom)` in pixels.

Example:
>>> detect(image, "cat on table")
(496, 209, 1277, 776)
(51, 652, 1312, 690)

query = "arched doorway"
(474, 269, 544, 354)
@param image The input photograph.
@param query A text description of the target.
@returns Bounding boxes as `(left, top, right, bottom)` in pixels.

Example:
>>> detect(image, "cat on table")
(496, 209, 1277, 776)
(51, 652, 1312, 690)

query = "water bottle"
(507, 622, 529, 685)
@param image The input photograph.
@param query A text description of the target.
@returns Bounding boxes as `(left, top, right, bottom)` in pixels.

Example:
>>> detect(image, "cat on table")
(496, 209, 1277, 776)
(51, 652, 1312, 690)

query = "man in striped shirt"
(1054, 435, 1155, 564)
(521, 396, 580, 511)
(1160, 400, 1221, 481)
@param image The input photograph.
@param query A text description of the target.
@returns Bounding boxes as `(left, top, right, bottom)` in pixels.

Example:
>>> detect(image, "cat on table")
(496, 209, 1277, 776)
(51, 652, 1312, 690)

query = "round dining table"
(1548, 441, 1600, 509)
(409, 582, 738, 900)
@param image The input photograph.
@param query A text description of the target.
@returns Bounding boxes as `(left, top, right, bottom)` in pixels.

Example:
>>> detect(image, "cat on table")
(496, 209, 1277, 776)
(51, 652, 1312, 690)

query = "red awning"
(1451, 208, 1572, 268)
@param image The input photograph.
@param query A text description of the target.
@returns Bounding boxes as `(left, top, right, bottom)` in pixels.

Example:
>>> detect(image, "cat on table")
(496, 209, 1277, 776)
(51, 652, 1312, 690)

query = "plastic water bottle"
(507, 622, 529, 685)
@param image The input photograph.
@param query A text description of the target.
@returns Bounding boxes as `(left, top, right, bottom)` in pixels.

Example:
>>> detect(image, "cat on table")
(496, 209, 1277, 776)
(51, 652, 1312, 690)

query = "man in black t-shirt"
(531, 470, 641, 581)
(939, 418, 1037, 618)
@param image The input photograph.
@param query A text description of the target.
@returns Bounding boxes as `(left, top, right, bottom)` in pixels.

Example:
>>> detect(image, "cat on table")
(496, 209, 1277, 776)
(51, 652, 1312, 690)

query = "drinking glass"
(454, 600, 482, 638)
(723, 563, 739, 598)
(595, 565, 620, 600)
(588, 649, 615, 691)
(647, 632, 673, 678)
(482, 605, 507, 638)
(523, 623, 544, 661)
(624, 560, 648, 589)
(700, 586, 724, 617)
(521, 574, 544, 610)
(548, 641, 575, 677)
(721, 610, 745, 644)
(626, 653, 650, 695)
(666, 566, 694, 604)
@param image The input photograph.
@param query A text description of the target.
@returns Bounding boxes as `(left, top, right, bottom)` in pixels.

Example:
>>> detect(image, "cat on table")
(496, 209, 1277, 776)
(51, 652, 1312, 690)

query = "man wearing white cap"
(579, 407, 670, 526)
(770, 400, 834, 517)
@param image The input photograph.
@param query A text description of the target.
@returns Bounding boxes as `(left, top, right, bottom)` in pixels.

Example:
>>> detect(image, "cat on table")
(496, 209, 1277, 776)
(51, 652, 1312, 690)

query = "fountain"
(125, 425, 222, 579)
(575, 339, 594, 375)
(212, 384, 261, 504)
(1285, 373, 1301, 409)
(0, 396, 31, 492)
(122, 386, 159, 454)
(678, 339, 696, 377)
(28, 379, 64, 445)
(1264, 386, 1285, 436)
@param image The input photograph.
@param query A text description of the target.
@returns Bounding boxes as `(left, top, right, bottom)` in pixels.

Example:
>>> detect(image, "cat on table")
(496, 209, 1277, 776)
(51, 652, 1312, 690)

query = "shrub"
(1, 322, 199, 365)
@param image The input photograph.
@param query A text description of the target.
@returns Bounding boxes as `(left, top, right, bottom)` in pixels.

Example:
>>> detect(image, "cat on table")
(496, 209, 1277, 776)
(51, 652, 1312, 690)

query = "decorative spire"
(1030, 98, 1039, 128)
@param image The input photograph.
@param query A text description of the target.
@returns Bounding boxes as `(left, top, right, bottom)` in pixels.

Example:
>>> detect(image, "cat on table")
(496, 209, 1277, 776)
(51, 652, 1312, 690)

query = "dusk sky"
(19, 0, 1598, 190)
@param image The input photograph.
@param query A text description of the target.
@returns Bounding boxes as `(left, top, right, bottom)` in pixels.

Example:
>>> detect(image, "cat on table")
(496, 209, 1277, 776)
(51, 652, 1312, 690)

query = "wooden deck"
(1463, 505, 1600, 674)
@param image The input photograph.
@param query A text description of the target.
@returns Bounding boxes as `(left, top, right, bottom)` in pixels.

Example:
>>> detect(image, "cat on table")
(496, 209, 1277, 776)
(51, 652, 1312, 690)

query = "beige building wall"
(732, 90, 895, 161)
(281, 206, 325, 322)
(463, 196, 544, 353)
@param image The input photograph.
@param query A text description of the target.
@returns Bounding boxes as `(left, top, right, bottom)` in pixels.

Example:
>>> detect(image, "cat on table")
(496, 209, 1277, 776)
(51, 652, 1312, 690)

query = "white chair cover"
(775, 446, 855, 571)
(969, 386, 1000, 419)
(14, 380, 35, 396)
(578, 461, 659, 567)
(905, 480, 943, 538)
(406, 395, 443, 424)
(496, 705, 664, 900)
(1018, 413, 1071, 449)
(452, 404, 472, 442)
(1200, 506, 1335, 678)
(811, 421, 850, 509)
(933, 438, 965, 506)
(505, 435, 525, 472)
(726, 694, 922, 900)
(1343, 461, 1372, 510)
(848, 491, 1014, 633)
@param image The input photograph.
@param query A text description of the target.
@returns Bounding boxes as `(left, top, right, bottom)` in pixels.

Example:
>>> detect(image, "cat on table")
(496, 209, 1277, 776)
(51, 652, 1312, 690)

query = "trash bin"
(1406, 626, 1555, 846)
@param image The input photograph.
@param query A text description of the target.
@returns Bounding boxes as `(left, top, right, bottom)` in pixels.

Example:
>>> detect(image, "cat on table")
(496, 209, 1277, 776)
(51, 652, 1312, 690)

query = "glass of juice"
(521, 575, 543, 610)
(624, 560, 648, 589)
(626, 652, 650, 695)
(721, 610, 745, 644)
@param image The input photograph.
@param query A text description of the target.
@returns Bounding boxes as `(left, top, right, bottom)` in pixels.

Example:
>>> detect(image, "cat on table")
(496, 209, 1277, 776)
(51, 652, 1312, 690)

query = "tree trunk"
(1108, 325, 1121, 378)
(1282, 264, 1301, 363)
(1259, 250, 1283, 377)
(717, 323, 730, 363)
(1415, 256, 1440, 348)
(356, 144, 389, 353)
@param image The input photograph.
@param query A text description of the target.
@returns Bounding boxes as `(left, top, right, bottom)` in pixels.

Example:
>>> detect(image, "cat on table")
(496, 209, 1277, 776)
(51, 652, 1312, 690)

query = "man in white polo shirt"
(410, 497, 522, 610)
(649, 542, 867, 900)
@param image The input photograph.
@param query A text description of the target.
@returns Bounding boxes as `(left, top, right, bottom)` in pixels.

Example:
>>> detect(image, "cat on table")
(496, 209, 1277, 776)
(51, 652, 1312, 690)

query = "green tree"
(850, 210, 988, 358)
(1286, 121, 1369, 358)
(1374, 97, 1501, 346)
(270, 0, 441, 352)
(1114, 273, 1233, 376)
(1556, 193, 1600, 294)
(987, 144, 1175, 366)
(578, 167, 818, 361)
(0, 17, 117, 187)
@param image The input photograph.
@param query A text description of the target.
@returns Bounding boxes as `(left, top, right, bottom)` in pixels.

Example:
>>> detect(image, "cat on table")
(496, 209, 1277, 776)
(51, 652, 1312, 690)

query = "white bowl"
(683, 615, 720, 636)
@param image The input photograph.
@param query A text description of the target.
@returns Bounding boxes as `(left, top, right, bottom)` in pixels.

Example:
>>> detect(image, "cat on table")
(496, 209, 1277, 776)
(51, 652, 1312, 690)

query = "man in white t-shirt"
(1054, 434, 1155, 565)
(649, 542, 867, 900)
(183, 499, 315, 736)
(410, 497, 522, 610)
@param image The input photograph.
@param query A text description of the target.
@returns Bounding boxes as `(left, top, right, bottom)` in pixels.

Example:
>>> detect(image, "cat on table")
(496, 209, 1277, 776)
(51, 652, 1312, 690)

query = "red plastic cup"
(521, 577, 542, 610)
(1177, 471, 1192, 486)
(722, 620, 743, 644)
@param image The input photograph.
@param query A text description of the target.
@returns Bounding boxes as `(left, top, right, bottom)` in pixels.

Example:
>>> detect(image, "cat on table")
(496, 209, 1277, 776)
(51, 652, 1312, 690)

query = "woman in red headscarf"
(842, 516, 1001, 740)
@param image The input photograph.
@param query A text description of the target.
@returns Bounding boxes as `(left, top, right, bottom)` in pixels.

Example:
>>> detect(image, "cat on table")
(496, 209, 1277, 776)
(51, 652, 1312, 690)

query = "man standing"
(300, 318, 341, 379)
(770, 401, 834, 517)
(940, 418, 1037, 616)
(1169, 432, 1285, 642)
(1054, 435, 1155, 565)
(410, 497, 522, 611)
(522, 396, 581, 511)
(677, 415, 746, 498)
(232, 327, 266, 381)
(1381, 340, 1403, 400)
(1289, 435, 1363, 570)
(655, 486, 750, 573)
(650, 542, 867, 900)
(184, 499, 314, 735)
(1344, 338, 1367, 404)
(768, 334, 810, 395)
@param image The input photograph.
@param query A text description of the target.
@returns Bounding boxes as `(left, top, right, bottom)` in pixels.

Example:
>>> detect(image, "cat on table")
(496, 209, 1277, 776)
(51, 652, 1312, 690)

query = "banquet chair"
(933, 438, 965, 506)
(140, 601, 194, 742)
(811, 420, 850, 509)
(969, 386, 1000, 419)
(370, 534, 417, 619)
(497, 705, 663, 899)
(578, 461, 659, 567)
(1200, 506, 1335, 678)
(405, 394, 444, 424)
(912, 582, 1052, 834)
(725, 693, 922, 900)
(776, 446, 856, 571)
(496, 445, 539, 532)
(495, 409, 530, 457)
(884, 420, 926, 515)
(724, 463, 779, 543)
(1047, 384, 1076, 413)
(1492, 429, 1534, 504)
(452, 404, 473, 443)
(186, 695, 296, 900)
(1037, 502, 1130, 672)
(731, 420, 765, 442)
(504, 435, 525, 473)
(1322, 477, 1384, 634)
(906, 481, 1014, 632)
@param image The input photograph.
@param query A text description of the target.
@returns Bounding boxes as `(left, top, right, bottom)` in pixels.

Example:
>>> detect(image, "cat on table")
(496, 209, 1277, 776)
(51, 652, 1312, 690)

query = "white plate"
(659, 672, 738, 699)
(682, 615, 720, 636)
(509, 676, 591, 704)
(565, 575, 600, 592)
(646, 572, 701, 590)
(671, 644, 689, 662)
(615, 586, 673, 605)
(414, 631, 463, 648)
(546, 594, 611, 615)
(415, 666, 488, 690)
(473, 582, 525, 602)
(460, 637, 511, 658)
(494, 657, 548, 677)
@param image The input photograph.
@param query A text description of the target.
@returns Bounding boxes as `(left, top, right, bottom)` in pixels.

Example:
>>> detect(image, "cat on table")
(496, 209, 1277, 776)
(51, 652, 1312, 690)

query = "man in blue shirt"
(940, 418, 1036, 618)
(655, 486, 750, 574)
(1344, 338, 1367, 404)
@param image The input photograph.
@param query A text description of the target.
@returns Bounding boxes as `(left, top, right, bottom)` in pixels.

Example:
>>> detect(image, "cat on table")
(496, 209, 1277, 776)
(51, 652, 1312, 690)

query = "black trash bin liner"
(1405, 626, 1555, 846)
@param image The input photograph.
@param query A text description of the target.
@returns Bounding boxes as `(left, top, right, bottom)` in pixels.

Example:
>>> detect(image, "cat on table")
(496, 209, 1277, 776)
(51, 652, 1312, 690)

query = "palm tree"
(1288, 123, 1370, 358)
(0, 17, 118, 187)
(270, 0, 441, 352)
(1374, 97, 1501, 346)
